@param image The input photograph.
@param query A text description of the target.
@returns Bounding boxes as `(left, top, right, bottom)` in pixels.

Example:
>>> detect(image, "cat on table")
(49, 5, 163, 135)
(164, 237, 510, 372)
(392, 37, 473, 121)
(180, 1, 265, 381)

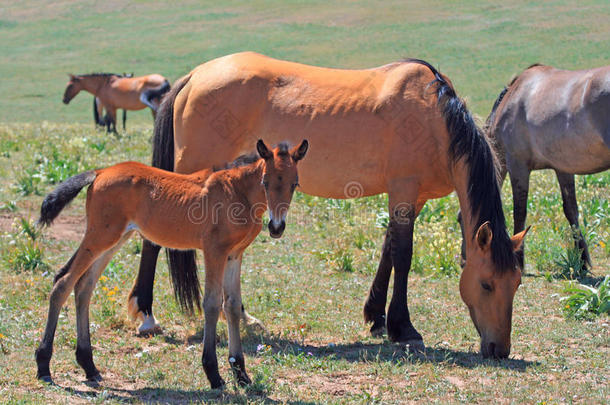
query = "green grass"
(0, 1, 609, 403)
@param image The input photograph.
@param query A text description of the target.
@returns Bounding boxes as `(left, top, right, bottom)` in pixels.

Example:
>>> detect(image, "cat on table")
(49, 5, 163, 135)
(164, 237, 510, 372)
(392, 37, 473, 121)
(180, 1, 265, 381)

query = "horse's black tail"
(152, 74, 201, 314)
(149, 80, 171, 103)
(405, 59, 516, 272)
(38, 171, 97, 227)
(93, 97, 101, 126)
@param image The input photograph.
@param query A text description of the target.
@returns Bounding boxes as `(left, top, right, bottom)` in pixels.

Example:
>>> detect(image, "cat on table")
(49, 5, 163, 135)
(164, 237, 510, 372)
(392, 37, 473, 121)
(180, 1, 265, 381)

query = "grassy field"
(0, 1, 609, 404)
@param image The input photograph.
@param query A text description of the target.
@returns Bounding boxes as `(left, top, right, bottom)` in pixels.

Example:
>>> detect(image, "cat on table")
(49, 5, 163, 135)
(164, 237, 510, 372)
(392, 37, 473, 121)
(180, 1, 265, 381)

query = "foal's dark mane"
(402, 58, 516, 272)
(78, 72, 122, 78)
(212, 142, 292, 172)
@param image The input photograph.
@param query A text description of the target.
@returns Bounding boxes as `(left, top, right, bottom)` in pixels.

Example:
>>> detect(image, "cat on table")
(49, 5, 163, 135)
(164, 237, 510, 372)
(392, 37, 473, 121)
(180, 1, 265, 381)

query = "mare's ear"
(511, 225, 531, 252)
(475, 221, 493, 251)
(68, 73, 75, 80)
(257, 139, 273, 160)
(291, 139, 309, 161)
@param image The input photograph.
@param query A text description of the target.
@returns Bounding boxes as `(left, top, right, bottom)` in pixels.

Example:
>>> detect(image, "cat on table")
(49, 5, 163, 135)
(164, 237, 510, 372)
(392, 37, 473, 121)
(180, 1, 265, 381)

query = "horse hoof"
(210, 378, 226, 390)
(238, 373, 252, 387)
(370, 323, 386, 337)
(38, 375, 53, 384)
(137, 315, 162, 336)
(404, 339, 426, 353)
(87, 373, 103, 383)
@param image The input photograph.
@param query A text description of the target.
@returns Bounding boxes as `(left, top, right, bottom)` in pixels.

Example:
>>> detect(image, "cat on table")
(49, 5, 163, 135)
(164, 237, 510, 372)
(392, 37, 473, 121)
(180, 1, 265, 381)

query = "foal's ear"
(475, 221, 493, 251)
(68, 73, 75, 80)
(257, 139, 273, 160)
(511, 225, 531, 252)
(291, 139, 309, 162)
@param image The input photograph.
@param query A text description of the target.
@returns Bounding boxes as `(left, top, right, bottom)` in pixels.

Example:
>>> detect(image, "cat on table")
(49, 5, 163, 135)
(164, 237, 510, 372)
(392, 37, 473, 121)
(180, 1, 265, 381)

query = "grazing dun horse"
(63, 73, 170, 133)
(485, 64, 610, 268)
(35, 139, 309, 388)
(128, 52, 528, 359)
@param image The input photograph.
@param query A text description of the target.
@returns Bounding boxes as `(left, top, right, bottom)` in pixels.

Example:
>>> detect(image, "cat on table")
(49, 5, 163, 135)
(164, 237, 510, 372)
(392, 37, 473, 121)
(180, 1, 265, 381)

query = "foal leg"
(36, 242, 109, 382)
(223, 253, 251, 386)
(74, 231, 134, 381)
(385, 186, 423, 348)
(555, 171, 591, 267)
(363, 228, 392, 337)
(509, 163, 530, 269)
(201, 252, 228, 389)
(127, 239, 162, 334)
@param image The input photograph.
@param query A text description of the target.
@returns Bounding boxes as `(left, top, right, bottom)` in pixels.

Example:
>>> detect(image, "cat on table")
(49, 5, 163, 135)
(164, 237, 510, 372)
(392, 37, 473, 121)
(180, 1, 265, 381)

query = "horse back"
(492, 65, 610, 173)
(176, 52, 452, 198)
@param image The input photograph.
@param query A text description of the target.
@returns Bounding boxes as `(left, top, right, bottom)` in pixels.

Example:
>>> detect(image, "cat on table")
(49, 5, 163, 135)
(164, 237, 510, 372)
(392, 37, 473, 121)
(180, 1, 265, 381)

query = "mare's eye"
(481, 282, 493, 292)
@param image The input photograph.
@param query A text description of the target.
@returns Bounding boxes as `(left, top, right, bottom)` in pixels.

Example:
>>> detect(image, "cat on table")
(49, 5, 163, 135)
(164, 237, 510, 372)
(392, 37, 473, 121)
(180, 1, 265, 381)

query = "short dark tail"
(405, 58, 516, 272)
(152, 74, 201, 314)
(149, 80, 171, 103)
(38, 171, 97, 227)
(93, 97, 101, 126)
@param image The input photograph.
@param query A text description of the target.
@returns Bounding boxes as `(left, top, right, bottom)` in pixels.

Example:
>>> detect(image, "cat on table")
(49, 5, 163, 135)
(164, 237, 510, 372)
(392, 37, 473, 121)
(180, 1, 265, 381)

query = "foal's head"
(460, 223, 530, 359)
(63, 74, 83, 104)
(256, 139, 308, 238)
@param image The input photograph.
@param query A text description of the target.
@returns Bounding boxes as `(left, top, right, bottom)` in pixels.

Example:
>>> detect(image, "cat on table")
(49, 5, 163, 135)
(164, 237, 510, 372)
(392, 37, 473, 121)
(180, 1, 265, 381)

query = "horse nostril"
(268, 220, 286, 237)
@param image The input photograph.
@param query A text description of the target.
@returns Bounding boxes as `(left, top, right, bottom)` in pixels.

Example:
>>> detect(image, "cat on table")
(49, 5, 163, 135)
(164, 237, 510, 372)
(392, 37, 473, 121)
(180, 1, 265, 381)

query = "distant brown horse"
(484, 64, 610, 268)
(35, 139, 308, 388)
(63, 73, 170, 133)
(129, 52, 528, 359)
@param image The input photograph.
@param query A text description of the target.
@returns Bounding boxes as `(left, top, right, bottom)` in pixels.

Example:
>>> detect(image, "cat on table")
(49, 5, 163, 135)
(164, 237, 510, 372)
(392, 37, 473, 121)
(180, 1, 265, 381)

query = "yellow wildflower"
(108, 290, 115, 296)
(100, 276, 108, 282)
(0, 333, 5, 339)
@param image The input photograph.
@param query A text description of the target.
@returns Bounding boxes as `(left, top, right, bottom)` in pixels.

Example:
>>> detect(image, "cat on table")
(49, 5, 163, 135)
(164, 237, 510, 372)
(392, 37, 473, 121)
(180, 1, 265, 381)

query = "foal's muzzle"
(268, 220, 286, 238)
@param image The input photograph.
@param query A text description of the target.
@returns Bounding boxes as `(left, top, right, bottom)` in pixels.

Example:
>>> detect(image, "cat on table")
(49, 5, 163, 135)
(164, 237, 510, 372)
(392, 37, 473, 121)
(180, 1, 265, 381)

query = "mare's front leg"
(385, 184, 423, 348)
(127, 239, 162, 334)
(555, 171, 591, 267)
(223, 252, 251, 385)
(74, 231, 134, 381)
(201, 250, 228, 389)
(363, 227, 392, 337)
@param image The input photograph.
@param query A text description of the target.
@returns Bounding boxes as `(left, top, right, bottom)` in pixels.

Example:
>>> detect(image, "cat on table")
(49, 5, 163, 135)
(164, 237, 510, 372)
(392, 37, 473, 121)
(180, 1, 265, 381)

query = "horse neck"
(228, 160, 266, 210)
(81, 76, 109, 96)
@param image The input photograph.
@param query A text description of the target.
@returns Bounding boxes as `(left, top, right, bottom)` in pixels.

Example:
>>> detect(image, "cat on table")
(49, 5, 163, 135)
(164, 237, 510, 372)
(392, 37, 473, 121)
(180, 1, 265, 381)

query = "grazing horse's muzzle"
(63, 98, 69, 104)
(268, 220, 285, 238)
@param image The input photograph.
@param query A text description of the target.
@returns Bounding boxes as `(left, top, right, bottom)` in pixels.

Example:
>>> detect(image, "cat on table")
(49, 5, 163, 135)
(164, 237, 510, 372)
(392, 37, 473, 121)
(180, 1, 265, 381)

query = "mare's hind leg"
(555, 171, 591, 267)
(363, 228, 392, 337)
(508, 163, 530, 269)
(74, 231, 134, 381)
(223, 253, 251, 386)
(127, 239, 162, 334)
(36, 241, 112, 381)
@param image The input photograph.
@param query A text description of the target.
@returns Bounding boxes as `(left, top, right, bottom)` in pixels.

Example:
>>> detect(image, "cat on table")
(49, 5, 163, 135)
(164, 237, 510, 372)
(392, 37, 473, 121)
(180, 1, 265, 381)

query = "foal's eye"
(481, 282, 493, 292)
(262, 179, 269, 188)
(291, 182, 299, 191)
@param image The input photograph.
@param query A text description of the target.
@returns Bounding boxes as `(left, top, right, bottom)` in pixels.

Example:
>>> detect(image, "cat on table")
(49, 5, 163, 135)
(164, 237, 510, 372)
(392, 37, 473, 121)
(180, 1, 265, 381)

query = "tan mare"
(129, 52, 529, 359)
(484, 64, 610, 268)
(63, 73, 170, 133)
(35, 140, 309, 388)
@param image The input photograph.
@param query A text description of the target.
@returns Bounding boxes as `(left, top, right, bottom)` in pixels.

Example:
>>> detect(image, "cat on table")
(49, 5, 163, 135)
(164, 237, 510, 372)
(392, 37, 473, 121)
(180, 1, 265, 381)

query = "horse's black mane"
(213, 142, 291, 172)
(485, 63, 544, 132)
(402, 58, 517, 273)
(77, 72, 123, 78)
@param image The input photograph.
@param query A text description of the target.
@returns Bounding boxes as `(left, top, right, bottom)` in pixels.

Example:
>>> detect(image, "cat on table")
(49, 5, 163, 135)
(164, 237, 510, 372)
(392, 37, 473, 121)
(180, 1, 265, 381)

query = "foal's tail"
(38, 171, 97, 227)
(152, 74, 201, 314)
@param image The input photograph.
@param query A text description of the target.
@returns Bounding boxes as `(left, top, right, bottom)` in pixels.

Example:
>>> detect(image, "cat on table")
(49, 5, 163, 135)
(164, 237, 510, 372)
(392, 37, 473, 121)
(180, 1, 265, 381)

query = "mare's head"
(256, 139, 308, 238)
(460, 223, 530, 358)
(63, 74, 83, 104)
